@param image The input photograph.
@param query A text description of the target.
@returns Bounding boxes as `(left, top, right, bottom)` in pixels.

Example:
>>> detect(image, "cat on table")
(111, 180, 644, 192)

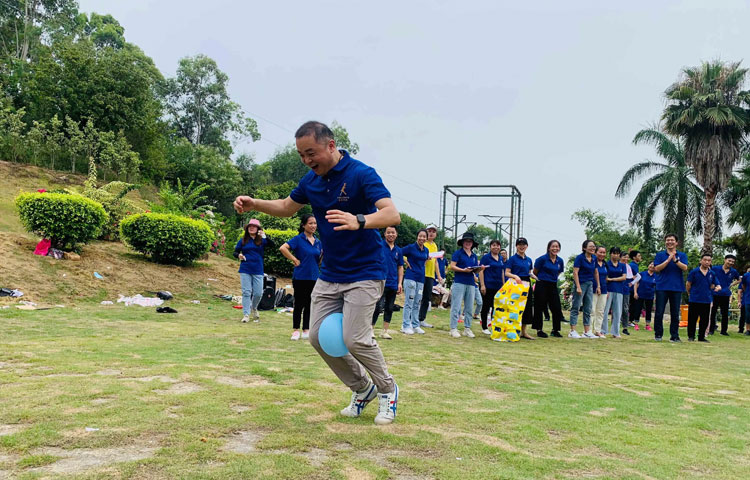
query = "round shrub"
(120, 213, 214, 265)
(15, 192, 108, 249)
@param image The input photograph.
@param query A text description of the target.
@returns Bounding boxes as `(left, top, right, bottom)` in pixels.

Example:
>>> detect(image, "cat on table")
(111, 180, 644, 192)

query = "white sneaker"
(568, 330, 582, 339)
(414, 327, 426, 334)
(241, 315, 250, 323)
(463, 328, 475, 338)
(400, 327, 415, 335)
(420, 321, 434, 328)
(374, 384, 399, 425)
(450, 329, 461, 338)
(301, 332, 309, 340)
(291, 331, 301, 341)
(583, 331, 597, 339)
(380, 331, 392, 340)
(252, 309, 260, 322)
(340, 382, 378, 418)
(482, 329, 491, 335)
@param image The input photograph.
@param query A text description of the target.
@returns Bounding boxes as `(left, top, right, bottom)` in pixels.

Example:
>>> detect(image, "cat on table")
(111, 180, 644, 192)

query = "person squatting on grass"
(532, 240, 566, 338)
(709, 255, 741, 336)
(279, 214, 322, 341)
(601, 247, 627, 338)
(401, 229, 430, 335)
(505, 237, 540, 339)
(371, 226, 403, 340)
(653, 233, 689, 342)
(570, 240, 599, 339)
(449, 232, 484, 339)
(685, 253, 722, 342)
(233, 121, 400, 425)
(234, 219, 274, 323)
(593, 246, 609, 337)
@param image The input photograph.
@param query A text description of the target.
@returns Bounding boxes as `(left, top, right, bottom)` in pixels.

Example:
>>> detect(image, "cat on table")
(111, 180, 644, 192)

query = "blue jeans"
(570, 281, 593, 327)
(655, 290, 682, 339)
(239, 273, 263, 315)
(402, 279, 423, 329)
(450, 282, 475, 329)
(474, 285, 483, 316)
(601, 292, 623, 335)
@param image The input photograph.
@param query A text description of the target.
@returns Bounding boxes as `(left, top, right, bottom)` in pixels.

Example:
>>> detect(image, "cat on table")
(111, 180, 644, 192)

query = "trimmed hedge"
(120, 213, 214, 265)
(15, 192, 108, 249)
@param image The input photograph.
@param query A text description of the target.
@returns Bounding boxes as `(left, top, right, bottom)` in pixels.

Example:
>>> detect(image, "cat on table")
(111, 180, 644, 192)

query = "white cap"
(425, 224, 438, 231)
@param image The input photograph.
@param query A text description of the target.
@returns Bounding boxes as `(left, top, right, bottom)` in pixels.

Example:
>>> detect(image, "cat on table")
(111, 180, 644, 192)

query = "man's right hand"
(233, 196, 255, 214)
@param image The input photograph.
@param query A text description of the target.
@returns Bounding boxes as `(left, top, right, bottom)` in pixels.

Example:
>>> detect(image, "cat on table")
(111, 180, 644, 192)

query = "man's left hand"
(326, 210, 359, 231)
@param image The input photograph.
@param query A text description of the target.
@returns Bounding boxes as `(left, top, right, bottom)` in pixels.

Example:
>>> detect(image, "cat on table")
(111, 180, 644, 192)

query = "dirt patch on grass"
(612, 384, 652, 397)
(130, 375, 179, 383)
(307, 411, 335, 423)
(96, 369, 122, 376)
(222, 430, 266, 454)
(343, 466, 376, 480)
(154, 382, 202, 395)
(230, 405, 253, 413)
(420, 426, 519, 453)
(588, 407, 616, 417)
(29, 445, 157, 475)
(0, 425, 24, 436)
(212, 375, 272, 388)
(91, 397, 114, 405)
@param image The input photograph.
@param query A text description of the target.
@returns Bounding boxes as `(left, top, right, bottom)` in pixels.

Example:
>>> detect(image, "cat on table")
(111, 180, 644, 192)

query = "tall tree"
(662, 60, 750, 254)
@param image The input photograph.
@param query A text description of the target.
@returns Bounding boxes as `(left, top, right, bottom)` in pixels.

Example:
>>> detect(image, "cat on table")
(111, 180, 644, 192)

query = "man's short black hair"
(725, 254, 737, 260)
(701, 253, 713, 259)
(629, 250, 640, 258)
(295, 121, 334, 144)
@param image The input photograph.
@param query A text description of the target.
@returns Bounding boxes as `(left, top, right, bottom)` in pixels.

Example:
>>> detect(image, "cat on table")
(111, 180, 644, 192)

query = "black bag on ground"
(274, 288, 285, 307)
(263, 274, 276, 291)
(257, 287, 275, 310)
(282, 293, 294, 308)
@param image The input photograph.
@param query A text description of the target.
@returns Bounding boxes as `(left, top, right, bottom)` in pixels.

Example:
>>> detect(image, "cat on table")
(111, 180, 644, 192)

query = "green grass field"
(1, 300, 749, 480)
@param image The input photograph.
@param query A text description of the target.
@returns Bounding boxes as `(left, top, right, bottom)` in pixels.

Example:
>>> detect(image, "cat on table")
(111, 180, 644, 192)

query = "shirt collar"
(328, 150, 350, 174)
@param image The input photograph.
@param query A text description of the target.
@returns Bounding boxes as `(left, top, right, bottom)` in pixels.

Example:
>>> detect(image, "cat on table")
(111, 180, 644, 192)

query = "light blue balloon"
(318, 313, 349, 357)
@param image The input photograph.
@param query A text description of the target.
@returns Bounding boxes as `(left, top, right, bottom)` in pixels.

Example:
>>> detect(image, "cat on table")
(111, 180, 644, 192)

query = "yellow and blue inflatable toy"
(490, 280, 529, 342)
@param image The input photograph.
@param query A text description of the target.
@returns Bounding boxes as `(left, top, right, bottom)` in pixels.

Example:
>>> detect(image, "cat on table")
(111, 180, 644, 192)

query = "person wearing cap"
(533, 240, 566, 338)
(449, 232, 484, 338)
(418, 224, 443, 328)
(233, 218, 275, 323)
(233, 121, 401, 426)
(401, 229, 430, 335)
(709, 254, 740, 336)
(505, 237, 541, 339)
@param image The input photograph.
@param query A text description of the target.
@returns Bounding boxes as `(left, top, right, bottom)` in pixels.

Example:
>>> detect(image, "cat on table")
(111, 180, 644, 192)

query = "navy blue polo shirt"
(638, 272, 656, 300)
(595, 261, 608, 294)
(711, 265, 740, 297)
(290, 151, 388, 283)
(687, 267, 717, 304)
(741, 273, 750, 305)
(534, 254, 564, 283)
(480, 253, 504, 290)
(436, 257, 446, 280)
(381, 243, 403, 290)
(234, 237, 269, 275)
(654, 250, 689, 292)
(506, 254, 533, 279)
(628, 261, 640, 293)
(402, 243, 429, 282)
(574, 253, 597, 284)
(286, 233, 322, 281)
(452, 248, 479, 285)
(606, 261, 627, 295)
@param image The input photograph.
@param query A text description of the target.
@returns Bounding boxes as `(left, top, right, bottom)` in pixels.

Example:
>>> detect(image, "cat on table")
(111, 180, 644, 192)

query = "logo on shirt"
(337, 183, 349, 202)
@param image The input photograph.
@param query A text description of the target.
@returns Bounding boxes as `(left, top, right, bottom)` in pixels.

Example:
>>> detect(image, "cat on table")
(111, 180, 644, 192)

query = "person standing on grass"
(418, 225, 443, 329)
(628, 250, 642, 330)
(620, 252, 632, 336)
(740, 265, 750, 336)
(233, 121, 400, 425)
(634, 262, 656, 332)
(505, 237, 540, 339)
(601, 247, 627, 338)
(709, 255, 740, 336)
(280, 214, 322, 341)
(401, 229, 430, 335)
(571, 240, 599, 339)
(449, 232, 483, 339)
(686, 253, 722, 342)
(234, 219, 274, 323)
(479, 239, 505, 335)
(371, 226, 403, 340)
(592, 246, 609, 338)
(532, 240, 566, 339)
(653, 233, 689, 343)
(472, 271, 483, 320)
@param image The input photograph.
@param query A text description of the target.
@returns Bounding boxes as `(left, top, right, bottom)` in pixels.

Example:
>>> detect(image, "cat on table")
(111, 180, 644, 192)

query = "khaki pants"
(309, 279, 396, 394)
(593, 292, 607, 334)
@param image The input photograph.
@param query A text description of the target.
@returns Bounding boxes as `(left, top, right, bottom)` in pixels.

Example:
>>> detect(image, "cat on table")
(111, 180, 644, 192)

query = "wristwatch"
(356, 214, 366, 230)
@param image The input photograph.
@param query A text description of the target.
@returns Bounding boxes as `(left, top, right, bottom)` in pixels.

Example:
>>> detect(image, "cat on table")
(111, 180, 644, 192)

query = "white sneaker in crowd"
(568, 330, 582, 339)
(401, 327, 415, 335)
(582, 331, 598, 339)
(380, 331, 392, 340)
(291, 331, 301, 341)
(463, 328, 475, 338)
(374, 384, 399, 425)
(241, 315, 250, 323)
(420, 321, 434, 328)
(450, 329, 461, 338)
(414, 327, 426, 334)
(301, 331, 309, 340)
(252, 309, 260, 322)
(341, 382, 378, 418)
(482, 329, 491, 335)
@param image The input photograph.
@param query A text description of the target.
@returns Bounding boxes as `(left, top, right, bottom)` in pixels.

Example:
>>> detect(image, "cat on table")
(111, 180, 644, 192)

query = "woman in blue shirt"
(571, 240, 599, 338)
(478, 239, 505, 334)
(450, 232, 483, 338)
(505, 237, 540, 339)
(233, 219, 275, 323)
(740, 265, 750, 335)
(280, 214, 322, 340)
(533, 240, 566, 338)
(592, 246, 609, 338)
(601, 247, 627, 337)
(401, 229, 430, 335)
(634, 262, 656, 331)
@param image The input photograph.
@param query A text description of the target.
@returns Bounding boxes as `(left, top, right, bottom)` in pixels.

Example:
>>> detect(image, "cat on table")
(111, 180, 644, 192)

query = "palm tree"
(616, 127, 710, 243)
(662, 60, 750, 254)
(724, 154, 750, 229)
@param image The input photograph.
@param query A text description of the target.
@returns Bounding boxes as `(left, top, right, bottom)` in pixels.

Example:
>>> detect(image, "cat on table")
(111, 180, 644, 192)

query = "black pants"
(687, 302, 711, 340)
(740, 304, 747, 333)
(629, 293, 643, 323)
(533, 280, 563, 332)
(518, 277, 534, 326)
(418, 277, 434, 322)
(709, 296, 730, 334)
(480, 287, 500, 330)
(642, 299, 653, 324)
(292, 279, 316, 330)
(372, 287, 398, 325)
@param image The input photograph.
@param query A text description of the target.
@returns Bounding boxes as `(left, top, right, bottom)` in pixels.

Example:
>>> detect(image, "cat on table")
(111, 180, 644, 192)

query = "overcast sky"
(79, 0, 749, 259)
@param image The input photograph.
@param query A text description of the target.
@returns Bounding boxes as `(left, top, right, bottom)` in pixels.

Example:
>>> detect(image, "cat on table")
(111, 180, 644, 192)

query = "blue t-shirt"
(606, 261, 627, 295)
(534, 254, 564, 283)
(452, 248, 479, 286)
(289, 151, 388, 283)
(595, 261, 608, 294)
(638, 271, 656, 300)
(628, 261, 640, 293)
(711, 265, 740, 297)
(235, 237, 269, 275)
(506, 254, 533, 279)
(742, 273, 750, 305)
(286, 233, 322, 281)
(687, 267, 717, 304)
(382, 243, 403, 290)
(480, 253, 504, 290)
(436, 257, 446, 280)
(402, 243, 429, 283)
(654, 250, 689, 292)
(574, 253, 597, 284)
